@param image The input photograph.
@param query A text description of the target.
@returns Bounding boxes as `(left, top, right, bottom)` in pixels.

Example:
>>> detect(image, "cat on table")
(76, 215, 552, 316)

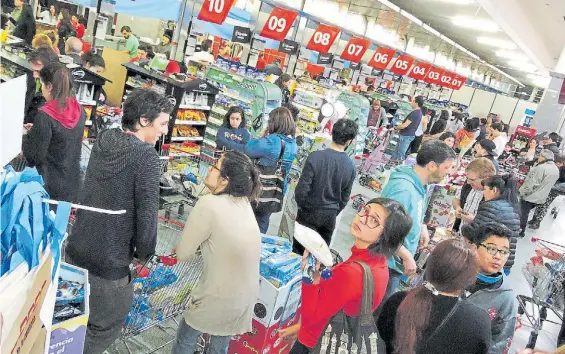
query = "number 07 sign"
(259, 7, 298, 41)
(340, 37, 370, 63)
(306, 24, 341, 54)
(197, 0, 235, 24)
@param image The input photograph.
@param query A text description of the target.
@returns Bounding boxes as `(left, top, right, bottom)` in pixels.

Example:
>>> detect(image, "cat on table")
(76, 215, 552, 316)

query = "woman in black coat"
(57, 9, 76, 54)
(12, 3, 36, 44)
(461, 175, 520, 274)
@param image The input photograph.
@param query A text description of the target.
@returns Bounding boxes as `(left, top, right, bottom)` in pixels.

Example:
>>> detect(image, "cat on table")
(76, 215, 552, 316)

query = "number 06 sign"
(197, 0, 235, 24)
(306, 24, 341, 54)
(368, 47, 396, 70)
(259, 7, 298, 41)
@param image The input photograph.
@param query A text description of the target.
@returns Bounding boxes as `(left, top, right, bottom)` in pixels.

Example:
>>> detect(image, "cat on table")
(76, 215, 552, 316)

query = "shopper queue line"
(13, 43, 565, 354)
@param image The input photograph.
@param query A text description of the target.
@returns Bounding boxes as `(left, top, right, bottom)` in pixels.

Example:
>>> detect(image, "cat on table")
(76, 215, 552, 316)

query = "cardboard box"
(48, 263, 89, 354)
(424, 184, 459, 229)
(228, 276, 302, 354)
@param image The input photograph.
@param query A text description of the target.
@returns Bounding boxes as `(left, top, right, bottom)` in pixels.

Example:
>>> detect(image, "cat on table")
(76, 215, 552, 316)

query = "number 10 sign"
(306, 24, 341, 54)
(197, 0, 235, 24)
(259, 7, 298, 41)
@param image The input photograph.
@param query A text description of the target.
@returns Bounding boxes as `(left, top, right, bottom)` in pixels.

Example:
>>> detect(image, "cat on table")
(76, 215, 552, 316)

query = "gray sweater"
(520, 160, 560, 204)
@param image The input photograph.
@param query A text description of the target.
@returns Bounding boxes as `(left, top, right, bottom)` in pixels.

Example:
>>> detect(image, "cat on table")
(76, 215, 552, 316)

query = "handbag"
(254, 137, 286, 214)
(311, 261, 379, 354)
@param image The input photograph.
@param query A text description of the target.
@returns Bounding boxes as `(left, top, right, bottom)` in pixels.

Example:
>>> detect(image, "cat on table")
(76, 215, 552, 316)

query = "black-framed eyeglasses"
(479, 244, 510, 258)
(357, 207, 384, 229)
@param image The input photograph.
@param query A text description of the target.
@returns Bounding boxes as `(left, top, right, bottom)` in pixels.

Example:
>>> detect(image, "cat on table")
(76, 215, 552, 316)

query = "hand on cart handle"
(279, 324, 301, 341)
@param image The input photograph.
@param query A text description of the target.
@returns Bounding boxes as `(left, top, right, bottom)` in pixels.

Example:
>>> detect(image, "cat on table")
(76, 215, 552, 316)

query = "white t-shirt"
(188, 51, 214, 64)
(492, 135, 508, 157)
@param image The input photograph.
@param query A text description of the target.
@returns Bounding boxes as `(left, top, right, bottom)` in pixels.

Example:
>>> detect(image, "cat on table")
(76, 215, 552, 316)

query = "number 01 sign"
(306, 24, 340, 54)
(259, 7, 298, 41)
(340, 37, 370, 63)
(197, 0, 235, 24)
(367, 47, 396, 70)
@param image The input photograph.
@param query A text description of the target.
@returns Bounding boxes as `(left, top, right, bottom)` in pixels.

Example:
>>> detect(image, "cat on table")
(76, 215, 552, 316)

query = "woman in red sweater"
(284, 197, 412, 353)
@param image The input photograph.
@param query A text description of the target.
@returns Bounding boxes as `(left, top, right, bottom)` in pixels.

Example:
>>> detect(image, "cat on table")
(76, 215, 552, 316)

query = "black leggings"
(289, 341, 312, 354)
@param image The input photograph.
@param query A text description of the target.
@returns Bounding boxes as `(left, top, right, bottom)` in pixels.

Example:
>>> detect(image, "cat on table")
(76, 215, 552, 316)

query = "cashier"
(39, 5, 58, 25)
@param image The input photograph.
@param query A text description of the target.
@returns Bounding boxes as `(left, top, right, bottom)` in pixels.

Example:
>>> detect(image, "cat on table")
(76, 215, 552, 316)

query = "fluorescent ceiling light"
(477, 37, 517, 49)
(467, 51, 479, 59)
(495, 50, 529, 62)
(440, 35, 455, 45)
(452, 16, 499, 32)
(508, 60, 538, 73)
(435, 0, 475, 4)
(422, 24, 440, 37)
(400, 10, 423, 25)
(378, 0, 400, 12)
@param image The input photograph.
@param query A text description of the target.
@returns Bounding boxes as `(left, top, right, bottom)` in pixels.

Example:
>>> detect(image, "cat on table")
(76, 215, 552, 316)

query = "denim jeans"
(391, 135, 415, 160)
(254, 211, 272, 234)
(172, 319, 231, 354)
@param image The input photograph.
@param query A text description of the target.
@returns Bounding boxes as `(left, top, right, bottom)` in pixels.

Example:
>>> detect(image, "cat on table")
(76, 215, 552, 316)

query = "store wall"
(116, 15, 162, 41)
(491, 95, 519, 123)
(469, 90, 496, 118)
(450, 85, 474, 106)
(510, 99, 538, 128)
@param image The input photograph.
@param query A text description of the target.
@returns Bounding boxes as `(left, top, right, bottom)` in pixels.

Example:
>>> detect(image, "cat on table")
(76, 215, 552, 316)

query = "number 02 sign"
(340, 37, 370, 63)
(197, 0, 235, 24)
(306, 24, 340, 54)
(367, 47, 396, 70)
(259, 7, 298, 41)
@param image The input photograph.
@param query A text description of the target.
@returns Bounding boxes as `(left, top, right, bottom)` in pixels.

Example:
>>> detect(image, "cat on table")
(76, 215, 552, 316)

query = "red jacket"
(298, 246, 389, 348)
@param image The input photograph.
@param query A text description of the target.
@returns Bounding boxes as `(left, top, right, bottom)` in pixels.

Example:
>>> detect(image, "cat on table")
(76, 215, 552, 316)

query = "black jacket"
(462, 199, 520, 270)
(12, 5, 36, 44)
(545, 142, 561, 155)
(66, 128, 160, 280)
(428, 118, 447, 135)
(21, 106, 85, 203)
(57, 21, 76, 53)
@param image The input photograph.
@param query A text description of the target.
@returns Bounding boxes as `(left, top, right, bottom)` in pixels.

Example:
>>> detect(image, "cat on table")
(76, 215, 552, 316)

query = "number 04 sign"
(340, 37, 371, 63)
(306, 24, 341, 54)
(259, 7, 298, 41)
(197, 0, 235, 24)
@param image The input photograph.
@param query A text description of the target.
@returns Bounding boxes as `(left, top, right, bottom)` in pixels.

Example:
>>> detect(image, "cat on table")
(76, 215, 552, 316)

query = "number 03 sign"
(197, 0, 235, 24)
(306, 24, 341, 54)
(259, 7, 298, 41)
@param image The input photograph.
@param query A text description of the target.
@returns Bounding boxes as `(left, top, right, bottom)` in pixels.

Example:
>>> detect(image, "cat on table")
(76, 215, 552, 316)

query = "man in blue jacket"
(380, 140, 456, 301)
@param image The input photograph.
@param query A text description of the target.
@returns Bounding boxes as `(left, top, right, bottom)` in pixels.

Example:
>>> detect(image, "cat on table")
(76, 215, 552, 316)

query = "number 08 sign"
(259, 7, 298, 41)
(198, 0, 235, 24)
(306, 24, 341, 54)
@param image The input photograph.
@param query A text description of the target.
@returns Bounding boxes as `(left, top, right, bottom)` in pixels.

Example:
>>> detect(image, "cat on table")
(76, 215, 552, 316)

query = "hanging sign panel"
(317, 53, 333, 65)
(232, 26, 252, 43)
(450, 75, 467, 90)
(424, 66, 444, 85)
(278, 39, 299, 55)
(197, 0, 235, 24)
(389, 54, 415, 76)
(305, 24, 341, 54)
(408, 61, 431, 80)
(340, 37, 371, 63)
(259, 7, 298, 41)
(439, 71, 455, 88)
(367, 47, 396, 70)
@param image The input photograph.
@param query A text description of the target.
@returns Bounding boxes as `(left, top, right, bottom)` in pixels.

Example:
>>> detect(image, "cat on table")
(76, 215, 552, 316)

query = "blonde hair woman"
(31, 33, 53, 49)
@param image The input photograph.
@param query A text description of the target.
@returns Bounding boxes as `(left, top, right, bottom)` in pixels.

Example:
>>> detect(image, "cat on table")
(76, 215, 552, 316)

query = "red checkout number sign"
(450, 75, 467, 90)
(259, 7, 298, 41)
(424, 66, 444, 85)
(306, 24, 341, 54)
(340, 37, 371, 63)
(367, 47, 396, 70)
(197, 0, 235, 24)
(389, 54, 415, 75)
(408, 61, 431, 80)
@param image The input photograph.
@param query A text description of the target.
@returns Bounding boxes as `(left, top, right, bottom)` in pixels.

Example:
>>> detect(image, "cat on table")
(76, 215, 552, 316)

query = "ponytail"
(394, 286, 433, 354)
(38, 63, 72, 111)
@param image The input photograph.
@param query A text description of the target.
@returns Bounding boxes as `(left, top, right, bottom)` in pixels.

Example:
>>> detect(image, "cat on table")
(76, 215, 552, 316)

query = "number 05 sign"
(259, 7, 298, 41)
(340, 37, 370, 63)
(306, 24, 341, 54)
(197, 0, 235, 24)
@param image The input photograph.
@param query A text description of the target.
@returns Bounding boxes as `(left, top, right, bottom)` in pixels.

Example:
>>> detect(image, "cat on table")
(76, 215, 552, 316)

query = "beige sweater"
(176, 194, 261, 336)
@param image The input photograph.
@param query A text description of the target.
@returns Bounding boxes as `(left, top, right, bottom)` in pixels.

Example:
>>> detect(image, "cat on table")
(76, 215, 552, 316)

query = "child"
(216, 106, 250, 153)
(466, 223, 517, 354)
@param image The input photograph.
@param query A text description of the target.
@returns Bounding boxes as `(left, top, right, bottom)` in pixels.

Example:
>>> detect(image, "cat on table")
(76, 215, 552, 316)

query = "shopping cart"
(517, 237, 565, 348)
(120, 207, 205, 354)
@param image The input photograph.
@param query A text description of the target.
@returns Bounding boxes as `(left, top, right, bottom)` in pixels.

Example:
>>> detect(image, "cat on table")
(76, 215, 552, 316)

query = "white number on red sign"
(452, 79, 462, 87)
(208, 0, 225, 13)
(441, 75, 452, 84)
(313, 31, 331, 45)
(267, 16, 287, 32)
(412, 65, 425, 75)
(395, 60, 408, 70)
(428, 72, 440, 80)
(373, 52, 389, 64)
(346, 44, 364, 56)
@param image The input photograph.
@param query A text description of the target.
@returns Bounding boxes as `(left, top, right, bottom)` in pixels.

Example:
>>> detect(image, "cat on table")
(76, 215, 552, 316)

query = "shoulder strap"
(424, 297, 462, 345)
(278, 136, 286, 163)
(354, 261, 375, 316)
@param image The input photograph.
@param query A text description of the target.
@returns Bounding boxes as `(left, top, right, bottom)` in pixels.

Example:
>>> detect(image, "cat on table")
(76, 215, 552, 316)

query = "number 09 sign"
(198, 0, 235, 24)
(306, 24, 341, 54)
(259, 7, 298, 41)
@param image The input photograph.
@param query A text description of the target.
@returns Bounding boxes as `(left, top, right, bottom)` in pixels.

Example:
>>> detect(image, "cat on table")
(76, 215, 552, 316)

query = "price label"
(424, 66, 444, 85)
(367, 47, 396, 70)
(197, 0, 235, 24)
(389, 54, 415, 75)
(259, 7, 298, 41)
(340, 37, 370, 63)
(408, 61, 431, 80)
(306, 24, 341, 54)
(449, 75, 467, 90)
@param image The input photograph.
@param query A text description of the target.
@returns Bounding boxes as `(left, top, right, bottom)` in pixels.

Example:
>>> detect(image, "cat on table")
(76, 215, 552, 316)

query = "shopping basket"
(517, 237, 565, 348)
(119, 206, 204, 354)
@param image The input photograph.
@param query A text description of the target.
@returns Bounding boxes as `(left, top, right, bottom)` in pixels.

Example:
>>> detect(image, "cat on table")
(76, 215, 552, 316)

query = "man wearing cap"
(519, 149, 560, 237)
(474, 139, 499, 172)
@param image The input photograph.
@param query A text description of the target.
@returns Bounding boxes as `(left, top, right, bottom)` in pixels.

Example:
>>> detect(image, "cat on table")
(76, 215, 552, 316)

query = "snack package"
(262, 235, 292, 249)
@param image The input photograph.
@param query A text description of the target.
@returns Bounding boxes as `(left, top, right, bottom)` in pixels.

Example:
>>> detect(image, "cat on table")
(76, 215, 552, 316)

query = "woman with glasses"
(173, 151, 262, 354)
(283, 198, 412, 354)
(377, 239, 492, 354)
(465, 223, 518, 353)
(461, 175, 520, 274)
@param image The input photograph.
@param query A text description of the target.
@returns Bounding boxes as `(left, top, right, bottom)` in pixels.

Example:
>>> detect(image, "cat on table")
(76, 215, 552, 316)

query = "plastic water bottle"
(302, 254, 332, 284)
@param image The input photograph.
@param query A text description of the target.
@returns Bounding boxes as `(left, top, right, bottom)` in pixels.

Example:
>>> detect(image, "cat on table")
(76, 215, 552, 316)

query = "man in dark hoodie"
(65, 88, 173, 354)
(466, 223, 517, 354)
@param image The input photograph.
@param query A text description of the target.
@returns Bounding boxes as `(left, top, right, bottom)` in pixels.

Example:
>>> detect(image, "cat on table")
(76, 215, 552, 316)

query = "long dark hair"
(275, 73, 291, 90)
(482, 175, 520, 211)
(223, 106, 246, 129)
(394, 239, 478, 354)
(60, 8, 71, 25)
(439, 110, 449, 120)
(217, 151, 261, 201)
(39, 63, 72, 111)
(365, 198, 412, 257)
(267, 107, 296, 137)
